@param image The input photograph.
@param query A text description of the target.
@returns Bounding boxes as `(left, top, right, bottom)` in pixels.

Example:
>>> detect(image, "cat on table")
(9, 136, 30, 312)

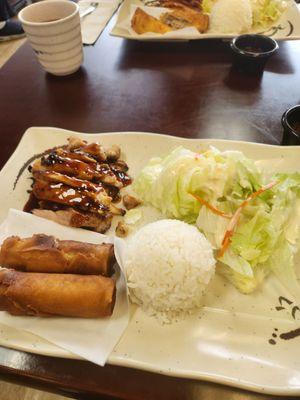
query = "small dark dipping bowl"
(230, 34, 279, 74)
(281, 105, 300, 145)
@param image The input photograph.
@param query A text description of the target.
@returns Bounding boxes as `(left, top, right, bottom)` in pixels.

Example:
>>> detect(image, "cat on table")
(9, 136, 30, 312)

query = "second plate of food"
(111, 0, 300, 40)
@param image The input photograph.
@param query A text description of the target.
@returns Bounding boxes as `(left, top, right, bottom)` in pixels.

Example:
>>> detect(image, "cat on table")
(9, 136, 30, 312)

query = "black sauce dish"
(281, 105, 300, 145)
(230, 34, 279, 74)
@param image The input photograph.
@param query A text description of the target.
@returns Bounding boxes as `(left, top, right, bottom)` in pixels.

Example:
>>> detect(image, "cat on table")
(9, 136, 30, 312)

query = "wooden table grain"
(0, 16, 300, 400)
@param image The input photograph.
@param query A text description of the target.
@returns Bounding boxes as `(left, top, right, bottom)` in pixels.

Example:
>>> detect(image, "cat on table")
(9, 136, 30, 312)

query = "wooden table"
(0, 16, 300, 400)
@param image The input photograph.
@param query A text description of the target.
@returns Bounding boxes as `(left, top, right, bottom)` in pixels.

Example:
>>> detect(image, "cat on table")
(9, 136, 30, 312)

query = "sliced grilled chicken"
(33, 154, 123, 187)
(33, 179, 124, 216)
(32, 208, 113, 233)
(33, 155, 97, 181)
(56, 148, 97, 164)
(67, 136, 87, 150)
(26, 136, 132, 234)
(32, 170, 103, 193)
(33, 180, 109, 215)
(106, 145, 121, 162)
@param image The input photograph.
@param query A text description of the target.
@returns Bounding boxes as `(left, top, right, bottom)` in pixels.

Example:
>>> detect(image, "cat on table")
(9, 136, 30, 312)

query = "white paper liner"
(0, 209, 129, 366)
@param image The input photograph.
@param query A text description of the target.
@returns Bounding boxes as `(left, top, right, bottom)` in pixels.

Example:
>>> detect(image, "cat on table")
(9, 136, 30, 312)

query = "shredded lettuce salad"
(134, 147, 300, 295)
(251, 0, 288, 28)
(202, 0, 288, 29)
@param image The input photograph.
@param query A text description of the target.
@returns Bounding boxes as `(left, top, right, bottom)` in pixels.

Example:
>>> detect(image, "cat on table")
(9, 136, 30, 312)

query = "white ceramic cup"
(19, 0, 83, 76)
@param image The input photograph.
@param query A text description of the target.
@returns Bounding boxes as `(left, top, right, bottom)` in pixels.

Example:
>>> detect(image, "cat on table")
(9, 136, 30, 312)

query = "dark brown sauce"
(110, 160, 129, 172)
(243, 46, 264, 53)
(96, 163, 113, 175)
(13, 148, 59, 190)
(41, 152, 64, 166)
(33, 182, 109, 214)
(114, 170, 132, 186)
(23, 192, 40, 213)
(61, 149, 97, 164)
(110, 162, 131, 186)
(23, 192, 100, 215)
(42, 155, 96, 181)
(38, 200, 68, 212)
(291, 121, 300, 134)
(103, 184, 121, 202)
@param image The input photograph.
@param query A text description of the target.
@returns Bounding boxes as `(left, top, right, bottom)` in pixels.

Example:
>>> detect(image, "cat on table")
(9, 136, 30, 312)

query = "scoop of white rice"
(210, 0, 253, 34)
(125, 219, 215, 323)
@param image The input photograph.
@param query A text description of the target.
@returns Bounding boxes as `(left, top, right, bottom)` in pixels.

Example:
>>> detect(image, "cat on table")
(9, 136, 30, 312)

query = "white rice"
(125, 219, 216, 323)
(210, 0, 253, 34)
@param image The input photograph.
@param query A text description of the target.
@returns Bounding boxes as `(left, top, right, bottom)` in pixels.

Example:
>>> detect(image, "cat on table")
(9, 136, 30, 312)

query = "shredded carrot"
(218, 207, 243, 257)
(238, 180, 277, 210)
(190, 193, 232, 219)
(218, 181, 278, 258)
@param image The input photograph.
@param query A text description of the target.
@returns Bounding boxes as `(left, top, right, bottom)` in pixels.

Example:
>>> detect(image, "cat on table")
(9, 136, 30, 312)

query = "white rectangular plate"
(110, 0, 300, 41)
(1, 127, 300, 395)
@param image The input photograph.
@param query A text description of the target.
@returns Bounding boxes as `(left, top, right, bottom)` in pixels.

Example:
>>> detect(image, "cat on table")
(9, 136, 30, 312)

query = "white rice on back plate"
(125, 219, 216, 323)
(210, 0, 253, 34)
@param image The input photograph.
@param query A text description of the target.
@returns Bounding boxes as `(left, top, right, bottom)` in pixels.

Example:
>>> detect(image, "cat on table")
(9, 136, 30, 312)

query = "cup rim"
(18, 0, 79, 27)
(281, 105, 300, 139)
(230, 34, 279, 58)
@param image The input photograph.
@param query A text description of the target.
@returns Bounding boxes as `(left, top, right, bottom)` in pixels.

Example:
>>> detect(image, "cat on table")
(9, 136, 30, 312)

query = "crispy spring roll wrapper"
(0, 269, 116, 318)
(0, 234, 115, 276)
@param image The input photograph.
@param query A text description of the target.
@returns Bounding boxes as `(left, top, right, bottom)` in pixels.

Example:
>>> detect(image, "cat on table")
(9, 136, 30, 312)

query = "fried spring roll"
(0, 234, 115, 276)
(0, 269, 116, 318)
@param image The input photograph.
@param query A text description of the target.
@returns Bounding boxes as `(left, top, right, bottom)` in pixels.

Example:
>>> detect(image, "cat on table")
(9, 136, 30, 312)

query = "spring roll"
(0, 269, 116, 318)
(0, 234, 115, 276)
